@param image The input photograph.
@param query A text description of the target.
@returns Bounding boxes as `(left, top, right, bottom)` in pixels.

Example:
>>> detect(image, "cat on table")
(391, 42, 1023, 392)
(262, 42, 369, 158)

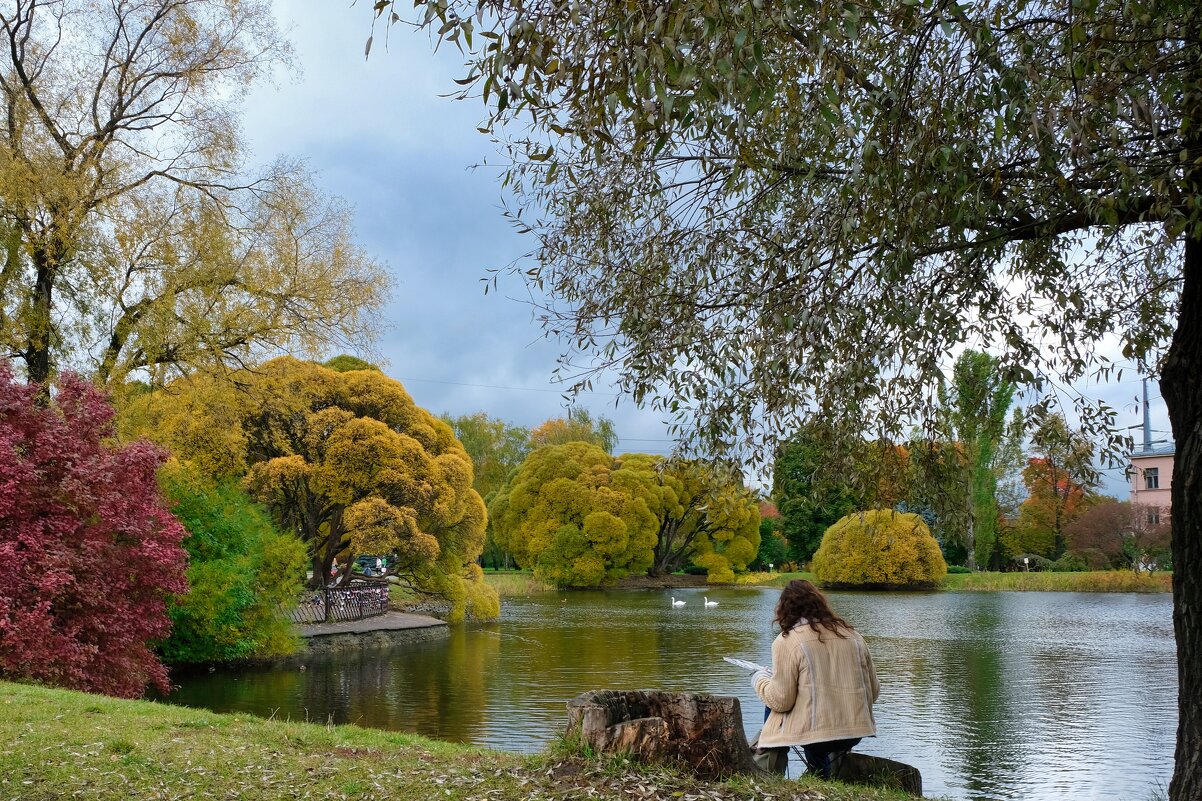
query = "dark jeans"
(754, 708, 861, 779)
(801, 737, 862, 779)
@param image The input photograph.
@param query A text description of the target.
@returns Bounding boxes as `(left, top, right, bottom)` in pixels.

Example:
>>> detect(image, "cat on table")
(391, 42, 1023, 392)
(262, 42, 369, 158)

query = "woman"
(751, 579, 880, 778)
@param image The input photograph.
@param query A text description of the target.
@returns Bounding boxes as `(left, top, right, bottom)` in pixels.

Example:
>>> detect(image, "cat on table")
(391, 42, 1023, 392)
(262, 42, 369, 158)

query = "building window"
(1145, 467, 1160, 490)
(1147, 509, 1161, 526)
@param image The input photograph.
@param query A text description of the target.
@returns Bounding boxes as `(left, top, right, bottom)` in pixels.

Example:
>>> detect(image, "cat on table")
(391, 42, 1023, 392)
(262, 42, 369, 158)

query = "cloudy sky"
(238, 1, 682, 460)
(239, 1, 1171, 497)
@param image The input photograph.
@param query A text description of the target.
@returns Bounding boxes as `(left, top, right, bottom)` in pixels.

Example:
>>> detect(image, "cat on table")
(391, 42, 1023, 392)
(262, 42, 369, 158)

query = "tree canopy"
(528, 408, 617, 453)
(488, 442, 660, 587)
(633, 455, 761, 582)
(1007, 413, 1100, 560)
(443, 411, 532, 569)
(772, 431, 862, 565)
(443, 412, 532, 502)
(386, 0, 1201, 790)
(125, 357, 497, 622)
(939, 351, 1017, 569)
(812, 509, 948, 589)
(0, 363, 187, 697)
(0, 0, 387, 387)
(1066, 500, 1171, 572)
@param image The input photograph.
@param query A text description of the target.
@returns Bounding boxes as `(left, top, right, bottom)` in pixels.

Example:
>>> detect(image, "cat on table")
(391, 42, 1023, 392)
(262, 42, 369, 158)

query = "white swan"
(704, 597, 718, 607)
(671, 596, 686, 607)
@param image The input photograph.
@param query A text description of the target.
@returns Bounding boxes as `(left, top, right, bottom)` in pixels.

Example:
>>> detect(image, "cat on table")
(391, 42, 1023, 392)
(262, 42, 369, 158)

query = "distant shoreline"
(479, 569, 1172, 597)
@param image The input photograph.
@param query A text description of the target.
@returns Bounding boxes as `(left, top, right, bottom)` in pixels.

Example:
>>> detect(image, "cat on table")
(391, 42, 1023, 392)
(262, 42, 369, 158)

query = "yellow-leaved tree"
(812, 510, 948, 589)
(624, 455, 761, 583)
(489, 443, 659, 587)
(0, 0, 387, 388)
(125, 356, 497, 621)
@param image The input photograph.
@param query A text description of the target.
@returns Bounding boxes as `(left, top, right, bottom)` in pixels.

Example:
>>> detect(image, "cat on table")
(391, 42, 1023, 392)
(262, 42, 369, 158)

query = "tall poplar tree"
(940, 351, 1016, 569)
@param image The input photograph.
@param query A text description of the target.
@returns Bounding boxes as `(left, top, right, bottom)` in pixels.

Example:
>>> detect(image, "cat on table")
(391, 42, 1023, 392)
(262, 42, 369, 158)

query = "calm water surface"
(166, 589, 1176, 801)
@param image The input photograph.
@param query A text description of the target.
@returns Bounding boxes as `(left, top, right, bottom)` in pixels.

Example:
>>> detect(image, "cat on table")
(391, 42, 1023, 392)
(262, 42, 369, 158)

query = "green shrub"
(1052, 553, 1087, 572)
(811, 509, 947, 589)
(1012, 553, 1053, 572)
(946, 564, 972, 574)
(159, 466, 307, 664)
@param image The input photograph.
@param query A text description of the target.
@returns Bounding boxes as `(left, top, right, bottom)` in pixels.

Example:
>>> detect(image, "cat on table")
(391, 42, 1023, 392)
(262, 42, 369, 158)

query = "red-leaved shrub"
(0, 364, 187, 697)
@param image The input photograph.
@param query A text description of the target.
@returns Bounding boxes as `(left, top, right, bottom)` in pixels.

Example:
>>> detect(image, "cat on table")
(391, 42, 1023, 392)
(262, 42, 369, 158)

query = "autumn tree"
(0, 363, 187, 697)
(446, 413, 533, 498)
(324, 355, 381, 373)
(0, 0, 386, 388)
(1066, 501, 1172, 573)
(126, 357, 498, 622)
(443, 412, 531, 569)
(529, 407, 617, 452)
(903, 439, 972, 564)
(628, 456, 761, 582)
(391, 0, 1202, 790)
(754, 515, 788, 571)
(1011, 414, 1100, 560)
(488, 442, 659, 587)
(812, 509, 948, 589)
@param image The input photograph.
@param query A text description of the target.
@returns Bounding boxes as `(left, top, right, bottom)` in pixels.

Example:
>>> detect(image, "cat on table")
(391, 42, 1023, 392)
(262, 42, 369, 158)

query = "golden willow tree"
(489, 443, 660, 587)
(490, 444, 759, 586)
(0, 0, 386, 387)
(126, 357, 498, 621)
(623, 455, 761, 582)
(380, 0, 1201, 793)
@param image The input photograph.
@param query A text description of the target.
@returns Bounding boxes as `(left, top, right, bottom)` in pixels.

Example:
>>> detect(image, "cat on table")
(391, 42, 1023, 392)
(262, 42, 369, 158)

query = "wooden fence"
(286, 583, 391, 625)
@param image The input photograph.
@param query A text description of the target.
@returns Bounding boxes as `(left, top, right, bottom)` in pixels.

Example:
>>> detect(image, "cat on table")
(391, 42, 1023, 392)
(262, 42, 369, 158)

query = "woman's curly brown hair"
(774, 579, 852, 640)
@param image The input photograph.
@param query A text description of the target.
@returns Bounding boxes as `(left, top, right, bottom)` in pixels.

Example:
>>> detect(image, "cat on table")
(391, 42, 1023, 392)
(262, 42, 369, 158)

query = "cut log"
(566, 690, 756, 778)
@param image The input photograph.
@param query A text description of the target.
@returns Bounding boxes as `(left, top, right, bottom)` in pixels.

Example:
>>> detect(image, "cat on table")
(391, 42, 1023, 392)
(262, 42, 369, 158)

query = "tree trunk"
(24, 252, 55, 386)
(1161, 233, 1202, 801)
(964, 480, 977, 571)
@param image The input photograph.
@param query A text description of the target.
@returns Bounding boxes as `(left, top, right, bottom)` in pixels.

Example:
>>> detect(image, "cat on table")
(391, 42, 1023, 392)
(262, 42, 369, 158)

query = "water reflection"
(164, 588, 1175, 801)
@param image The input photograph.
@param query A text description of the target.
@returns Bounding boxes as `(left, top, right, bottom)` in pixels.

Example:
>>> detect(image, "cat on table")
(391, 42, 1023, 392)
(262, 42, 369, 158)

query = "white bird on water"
(671, 596, 686, 607)
(704, 597, 718, 607)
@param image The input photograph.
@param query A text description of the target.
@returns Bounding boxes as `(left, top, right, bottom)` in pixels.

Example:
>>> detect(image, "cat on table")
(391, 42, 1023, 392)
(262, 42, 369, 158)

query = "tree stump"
(565, 690, 756, 778)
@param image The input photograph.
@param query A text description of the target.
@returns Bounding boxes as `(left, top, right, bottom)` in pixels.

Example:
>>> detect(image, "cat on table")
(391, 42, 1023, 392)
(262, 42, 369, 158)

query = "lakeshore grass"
(0, 681, 922, 801)
(482, 570, 556, 596)
(941, 570, 1171, 593)
(471, 567, 1169, 596)
(735, 570, 816, 587)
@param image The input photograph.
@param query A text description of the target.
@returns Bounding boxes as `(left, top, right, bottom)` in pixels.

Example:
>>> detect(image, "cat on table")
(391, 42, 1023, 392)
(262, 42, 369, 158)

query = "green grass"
(735, 569, 1169, 593)
(941, 570, 1171, 593)
(734, 570, 816, 587)
(0, 681, 924, 801)
(482, 570, 557, 596)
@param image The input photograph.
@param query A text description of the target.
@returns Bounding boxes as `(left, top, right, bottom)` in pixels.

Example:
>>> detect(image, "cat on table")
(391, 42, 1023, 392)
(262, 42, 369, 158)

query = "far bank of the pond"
(1, 681, 919, 801)
(477, 568, 1172, 598)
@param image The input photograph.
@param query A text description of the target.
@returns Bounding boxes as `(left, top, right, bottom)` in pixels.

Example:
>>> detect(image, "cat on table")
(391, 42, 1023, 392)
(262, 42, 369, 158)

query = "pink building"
(1129, 443, 1174, 525)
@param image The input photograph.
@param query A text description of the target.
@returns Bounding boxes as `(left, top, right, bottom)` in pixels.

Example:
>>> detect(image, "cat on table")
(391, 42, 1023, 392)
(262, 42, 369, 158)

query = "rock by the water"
(566, 690, 755, 778)
(833, 751, 923, 795)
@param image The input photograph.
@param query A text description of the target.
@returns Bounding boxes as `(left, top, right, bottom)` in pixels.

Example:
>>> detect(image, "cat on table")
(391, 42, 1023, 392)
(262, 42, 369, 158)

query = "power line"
(396, 375, 616, 397)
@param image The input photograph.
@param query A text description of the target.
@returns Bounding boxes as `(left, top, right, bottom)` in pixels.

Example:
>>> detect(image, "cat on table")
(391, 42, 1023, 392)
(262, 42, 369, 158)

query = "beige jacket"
(753, 624, 879, 748)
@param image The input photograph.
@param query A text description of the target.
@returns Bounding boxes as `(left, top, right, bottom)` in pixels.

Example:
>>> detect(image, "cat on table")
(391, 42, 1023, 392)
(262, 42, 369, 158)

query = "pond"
(164, 587, 1176, 801)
